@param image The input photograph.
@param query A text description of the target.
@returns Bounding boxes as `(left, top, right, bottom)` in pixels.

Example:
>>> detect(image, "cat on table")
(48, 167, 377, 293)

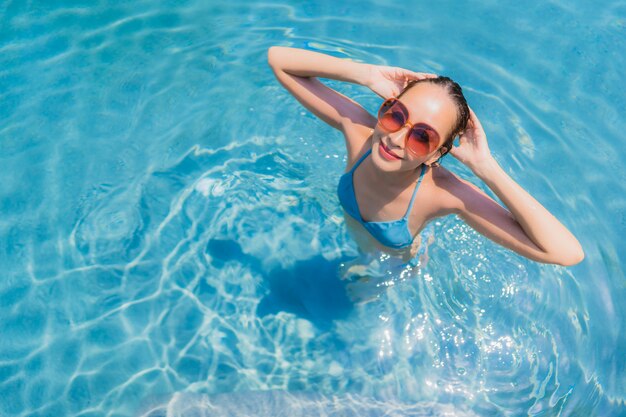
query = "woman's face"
(371, 82, 458, 172)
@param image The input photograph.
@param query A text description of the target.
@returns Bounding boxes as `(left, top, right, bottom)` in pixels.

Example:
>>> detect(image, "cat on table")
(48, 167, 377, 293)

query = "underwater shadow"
(206, 239, 354, 331)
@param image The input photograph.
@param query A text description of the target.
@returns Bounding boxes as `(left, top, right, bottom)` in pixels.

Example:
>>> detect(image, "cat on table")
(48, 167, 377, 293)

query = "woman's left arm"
(444, 109, 584, 266)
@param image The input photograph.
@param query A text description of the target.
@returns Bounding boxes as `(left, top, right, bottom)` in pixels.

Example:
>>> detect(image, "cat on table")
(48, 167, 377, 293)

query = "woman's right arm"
(437, 110, 584, 266)
(267, 46, 377, 137)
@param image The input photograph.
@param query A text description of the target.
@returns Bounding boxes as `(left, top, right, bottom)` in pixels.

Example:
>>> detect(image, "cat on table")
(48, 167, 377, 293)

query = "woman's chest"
(351, 169, 432, 231)
(343, 214, 423, 261)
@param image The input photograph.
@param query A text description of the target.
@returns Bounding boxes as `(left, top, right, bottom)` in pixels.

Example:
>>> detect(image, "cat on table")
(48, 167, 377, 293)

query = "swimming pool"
(1, 0, 625, 415)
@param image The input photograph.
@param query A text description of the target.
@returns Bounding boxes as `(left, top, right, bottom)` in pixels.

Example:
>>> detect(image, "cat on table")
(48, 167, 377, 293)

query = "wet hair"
(398, 76, 470, 159)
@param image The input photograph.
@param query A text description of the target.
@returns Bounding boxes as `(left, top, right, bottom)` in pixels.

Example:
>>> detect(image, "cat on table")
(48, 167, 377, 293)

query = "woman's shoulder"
(425, 165, 470, 214)
(341, 113, 376, 145)
(427, 165, 486, 213)
(430, 164, 459, 185)
(342, 125, 374, 170)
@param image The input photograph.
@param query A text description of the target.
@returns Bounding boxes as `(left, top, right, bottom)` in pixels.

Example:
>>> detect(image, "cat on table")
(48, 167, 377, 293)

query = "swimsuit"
(337, 149, 427, 249)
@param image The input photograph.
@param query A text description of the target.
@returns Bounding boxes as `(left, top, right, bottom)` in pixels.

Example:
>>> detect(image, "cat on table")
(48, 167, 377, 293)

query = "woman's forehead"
(399, 83, 457, 138)
(400, 83, 454, 113)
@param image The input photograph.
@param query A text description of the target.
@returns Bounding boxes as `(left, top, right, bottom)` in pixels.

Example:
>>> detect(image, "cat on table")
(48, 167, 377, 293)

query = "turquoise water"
(1, 0, 625, 415)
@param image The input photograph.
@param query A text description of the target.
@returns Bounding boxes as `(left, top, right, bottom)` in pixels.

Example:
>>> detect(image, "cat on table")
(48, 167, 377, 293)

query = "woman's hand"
(365, 64, 437, 99)
(449, 108, 495, 177)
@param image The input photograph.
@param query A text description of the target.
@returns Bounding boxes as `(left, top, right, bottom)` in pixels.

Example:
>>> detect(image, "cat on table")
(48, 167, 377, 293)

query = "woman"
(267, 46, 584, 266)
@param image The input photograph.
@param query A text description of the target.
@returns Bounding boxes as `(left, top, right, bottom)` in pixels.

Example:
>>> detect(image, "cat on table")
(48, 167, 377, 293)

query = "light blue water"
(1, 0, 625, 416)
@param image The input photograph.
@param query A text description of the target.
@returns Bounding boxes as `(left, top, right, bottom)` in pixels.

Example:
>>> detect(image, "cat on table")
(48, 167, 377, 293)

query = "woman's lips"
(378, 141, 402, 161)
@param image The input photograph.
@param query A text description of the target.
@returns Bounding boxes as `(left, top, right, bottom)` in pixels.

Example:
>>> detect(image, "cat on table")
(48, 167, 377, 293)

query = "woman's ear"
(426, 146, 448, 167)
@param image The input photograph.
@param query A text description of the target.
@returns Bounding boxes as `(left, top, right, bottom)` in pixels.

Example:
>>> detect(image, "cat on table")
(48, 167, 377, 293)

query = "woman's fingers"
(461, 110, 481, 141)
(396, 68, 437, 80)
(468, 107, 484, 132)
(411, 72, 437, 80)
(379, 66, 438, 84)
(449, 144, 465, 161)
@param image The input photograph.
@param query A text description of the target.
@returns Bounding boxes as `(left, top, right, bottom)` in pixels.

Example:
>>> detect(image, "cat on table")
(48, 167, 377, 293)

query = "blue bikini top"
(337, 149, 427, 249)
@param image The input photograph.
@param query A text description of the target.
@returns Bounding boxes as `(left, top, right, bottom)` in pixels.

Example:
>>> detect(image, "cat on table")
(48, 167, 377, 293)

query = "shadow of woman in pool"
(205, 239, 354, 331)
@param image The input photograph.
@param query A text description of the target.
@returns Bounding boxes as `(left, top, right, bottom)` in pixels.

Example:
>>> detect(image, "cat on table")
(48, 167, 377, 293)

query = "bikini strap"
(348, 149, 372, 173)
(404, 164, 428, 217)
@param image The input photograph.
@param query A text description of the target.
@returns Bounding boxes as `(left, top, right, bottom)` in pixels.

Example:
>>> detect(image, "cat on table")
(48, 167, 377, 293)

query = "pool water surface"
(1, 0, 625, 416)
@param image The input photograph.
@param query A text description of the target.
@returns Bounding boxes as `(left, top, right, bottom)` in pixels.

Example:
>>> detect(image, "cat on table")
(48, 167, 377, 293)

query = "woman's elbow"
(562, 248, 585, 266)
(267, 46, 285, 69)
(553, 244, 585, 266)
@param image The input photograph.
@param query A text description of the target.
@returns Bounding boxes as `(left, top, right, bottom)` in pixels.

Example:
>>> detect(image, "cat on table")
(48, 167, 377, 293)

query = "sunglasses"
(376, 98, 440, 157)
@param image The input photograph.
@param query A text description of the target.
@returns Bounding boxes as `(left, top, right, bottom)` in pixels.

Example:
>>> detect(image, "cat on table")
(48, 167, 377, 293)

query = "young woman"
(267, 46, 584, 266)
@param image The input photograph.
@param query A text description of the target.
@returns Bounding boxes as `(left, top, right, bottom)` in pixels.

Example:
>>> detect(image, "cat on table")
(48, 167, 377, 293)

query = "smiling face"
(371, 82, 459, 172)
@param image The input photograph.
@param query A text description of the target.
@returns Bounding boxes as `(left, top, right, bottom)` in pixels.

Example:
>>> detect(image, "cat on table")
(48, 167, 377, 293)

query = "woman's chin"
(371, 145, 401, 171)
(371, 148, 427, 174)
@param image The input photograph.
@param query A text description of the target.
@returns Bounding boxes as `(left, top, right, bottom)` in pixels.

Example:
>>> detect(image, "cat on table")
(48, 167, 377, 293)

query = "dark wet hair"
(398, 76, 470, 159)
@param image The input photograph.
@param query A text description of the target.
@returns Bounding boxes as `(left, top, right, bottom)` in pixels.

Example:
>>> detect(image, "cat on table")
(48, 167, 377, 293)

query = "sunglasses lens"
(378, 99, 406, 131)
(407, 126, 434, 156)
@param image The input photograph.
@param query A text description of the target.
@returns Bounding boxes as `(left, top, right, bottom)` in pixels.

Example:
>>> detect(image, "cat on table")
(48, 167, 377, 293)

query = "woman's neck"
(360, 155, 424, 191)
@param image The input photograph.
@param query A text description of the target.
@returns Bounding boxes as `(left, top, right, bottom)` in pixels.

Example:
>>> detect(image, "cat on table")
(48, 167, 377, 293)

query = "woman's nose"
(388, 125, 409, 147)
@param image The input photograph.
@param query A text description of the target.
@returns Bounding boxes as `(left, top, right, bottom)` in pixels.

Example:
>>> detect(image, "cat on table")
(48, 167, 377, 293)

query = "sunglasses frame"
(376, 97, 441, 158)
